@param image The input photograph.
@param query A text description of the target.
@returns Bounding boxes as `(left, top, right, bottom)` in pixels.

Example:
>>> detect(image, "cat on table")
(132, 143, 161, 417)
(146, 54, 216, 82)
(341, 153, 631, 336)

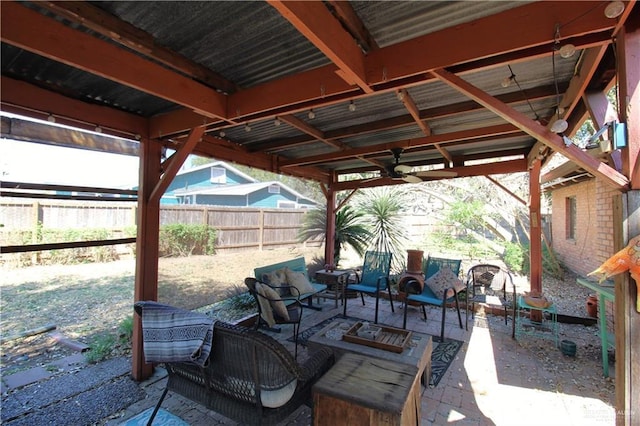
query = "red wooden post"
(132, 137, 162, 381)
(529, 159, 543, 322)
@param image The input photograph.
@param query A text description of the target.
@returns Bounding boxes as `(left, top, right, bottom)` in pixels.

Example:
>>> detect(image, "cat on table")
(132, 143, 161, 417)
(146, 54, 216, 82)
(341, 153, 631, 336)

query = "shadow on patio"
(2, 295, 615, 425)
(125, 296, 615, 425)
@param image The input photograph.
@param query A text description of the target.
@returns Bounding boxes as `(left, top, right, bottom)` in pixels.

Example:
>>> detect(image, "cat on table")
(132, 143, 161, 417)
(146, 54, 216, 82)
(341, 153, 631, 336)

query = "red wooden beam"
(1, 2, 227, 120)
(269, 1, 371, 93)
(431, 68, 629, 190)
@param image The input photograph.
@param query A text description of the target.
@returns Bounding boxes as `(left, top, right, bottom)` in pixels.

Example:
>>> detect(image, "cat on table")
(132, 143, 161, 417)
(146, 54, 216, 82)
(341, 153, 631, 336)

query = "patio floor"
(106, 296, 615, 426)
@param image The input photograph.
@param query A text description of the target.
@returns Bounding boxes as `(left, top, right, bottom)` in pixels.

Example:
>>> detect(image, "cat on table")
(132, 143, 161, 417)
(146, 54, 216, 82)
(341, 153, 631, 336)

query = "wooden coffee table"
(307, 318, 432, 384)
(313, 353, 421, 425)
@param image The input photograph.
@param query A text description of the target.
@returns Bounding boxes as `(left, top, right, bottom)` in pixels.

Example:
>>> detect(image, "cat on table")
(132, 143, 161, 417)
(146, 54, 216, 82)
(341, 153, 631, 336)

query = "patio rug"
(121, 408, 188, 426)
(290, 314, 463, 388)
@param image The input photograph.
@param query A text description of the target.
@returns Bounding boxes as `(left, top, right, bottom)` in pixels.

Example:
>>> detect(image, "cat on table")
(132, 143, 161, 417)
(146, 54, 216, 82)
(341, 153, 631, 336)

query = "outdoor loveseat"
(134, 304, 334, 425)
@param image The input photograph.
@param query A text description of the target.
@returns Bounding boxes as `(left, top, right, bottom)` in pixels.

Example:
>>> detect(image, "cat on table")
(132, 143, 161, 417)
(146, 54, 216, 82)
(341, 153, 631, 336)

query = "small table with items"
(307, 318, 432, 385)
(314, 269, 352, 308)
(515, 295, 558, 346)
(313, 352, 421, 426)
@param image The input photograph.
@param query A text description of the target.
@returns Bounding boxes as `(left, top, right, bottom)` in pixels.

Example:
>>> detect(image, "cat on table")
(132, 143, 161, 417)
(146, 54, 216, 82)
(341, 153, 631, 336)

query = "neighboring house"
(162, 161, 318, 209)
(542, 153, 619, 278)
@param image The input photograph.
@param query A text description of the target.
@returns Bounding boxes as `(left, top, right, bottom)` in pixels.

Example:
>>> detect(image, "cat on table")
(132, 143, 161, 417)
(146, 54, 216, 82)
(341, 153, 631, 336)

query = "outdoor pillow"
(425, 267, 464, 299)
(226, 377, 298, 408)
(255, 283, 276, 327)
(256, 282, 290, 322)
(262, 268, 289, 296)
(284, 267, 315, 295)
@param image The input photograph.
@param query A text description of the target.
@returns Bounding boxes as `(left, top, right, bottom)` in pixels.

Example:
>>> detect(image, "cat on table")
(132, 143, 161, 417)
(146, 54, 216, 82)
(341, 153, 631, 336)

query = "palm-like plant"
(355, 187, 409, 273)
(298, 205, 371, 266)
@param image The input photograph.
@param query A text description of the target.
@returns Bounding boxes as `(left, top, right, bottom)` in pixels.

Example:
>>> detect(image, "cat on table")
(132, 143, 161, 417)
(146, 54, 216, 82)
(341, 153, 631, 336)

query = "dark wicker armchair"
(134, 314, 334, 426)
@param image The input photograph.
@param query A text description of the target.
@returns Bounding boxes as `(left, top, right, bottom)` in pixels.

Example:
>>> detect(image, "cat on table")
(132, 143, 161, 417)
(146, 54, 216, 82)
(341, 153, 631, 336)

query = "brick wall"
(550, 179, 615, 277)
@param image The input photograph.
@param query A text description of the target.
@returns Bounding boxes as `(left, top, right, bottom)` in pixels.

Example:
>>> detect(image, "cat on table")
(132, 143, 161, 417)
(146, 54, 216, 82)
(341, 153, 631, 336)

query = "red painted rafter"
(431, 68, 628, 190)
(0, 2, 227, 120)
(332, 158, 528, 191)
(0, 76, 147, 139)
(268, 1, 371, 93)
(37, 1, 237, 94)
(280, 123, 521, 168)
(228, 2, 617, 120)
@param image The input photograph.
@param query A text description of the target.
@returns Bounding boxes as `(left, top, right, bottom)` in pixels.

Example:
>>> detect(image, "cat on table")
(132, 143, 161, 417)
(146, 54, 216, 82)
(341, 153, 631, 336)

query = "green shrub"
(118, 316, 134, 345)
(84, 333, 117, 364)
(158, 224, 216, 257)
(503, 242, 525, 274)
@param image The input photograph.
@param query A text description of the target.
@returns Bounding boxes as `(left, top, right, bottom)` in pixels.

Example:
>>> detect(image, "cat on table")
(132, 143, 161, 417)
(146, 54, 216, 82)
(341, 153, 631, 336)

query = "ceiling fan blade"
(362, 176, 382, 183)
(394, 164, 413, 174)
(415, 170, 458, 177)
(403, 174, 423, 183)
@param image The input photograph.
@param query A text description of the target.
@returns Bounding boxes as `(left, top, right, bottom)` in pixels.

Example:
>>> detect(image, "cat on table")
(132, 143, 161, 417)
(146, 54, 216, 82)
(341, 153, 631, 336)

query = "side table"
(313, 353, 421, 426)
(576, 277, 615, 377)
(314, 269, 351, 308)
(515, 296, 558, 346)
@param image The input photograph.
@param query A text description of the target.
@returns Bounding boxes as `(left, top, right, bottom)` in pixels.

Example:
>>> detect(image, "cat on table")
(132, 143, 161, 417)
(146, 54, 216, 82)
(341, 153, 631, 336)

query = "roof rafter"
(268, 0, 372, 93)
(366, 2, 617, 85)
(332, 158, 528, 191)
(37, 1, 237, 94)
(1, 1, 227, 120)
(280, 123, 521, 168)
(431, 68, 628, 190)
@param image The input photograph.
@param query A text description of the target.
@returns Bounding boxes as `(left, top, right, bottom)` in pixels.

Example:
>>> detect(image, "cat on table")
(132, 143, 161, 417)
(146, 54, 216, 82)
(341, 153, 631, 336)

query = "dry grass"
(0, 246, 324, 375)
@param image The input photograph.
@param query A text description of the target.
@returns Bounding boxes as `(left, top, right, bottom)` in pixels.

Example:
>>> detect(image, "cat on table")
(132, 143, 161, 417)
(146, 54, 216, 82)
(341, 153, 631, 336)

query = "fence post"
(258, 209, 264, 250)
(31, 201, 42, 264)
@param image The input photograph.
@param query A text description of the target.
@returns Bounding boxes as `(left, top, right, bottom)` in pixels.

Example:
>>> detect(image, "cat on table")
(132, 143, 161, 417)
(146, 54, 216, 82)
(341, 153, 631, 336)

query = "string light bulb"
(604, 1, 625, 18)
(559, 43, 576, 58)
(501, 74, 515, 88)
(274, 118, 281, 126)
(244, 123, 251, 132)
(551, 118, 569, 134)
(47, 114, 56, 123)
(308, 109, 315, 119)
(348, 101, 356, 112)
(219, 131, 226, 138)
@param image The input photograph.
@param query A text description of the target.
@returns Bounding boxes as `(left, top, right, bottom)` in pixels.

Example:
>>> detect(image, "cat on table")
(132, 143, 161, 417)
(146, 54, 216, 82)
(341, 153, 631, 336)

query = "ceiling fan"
(381, 148, 458, 183)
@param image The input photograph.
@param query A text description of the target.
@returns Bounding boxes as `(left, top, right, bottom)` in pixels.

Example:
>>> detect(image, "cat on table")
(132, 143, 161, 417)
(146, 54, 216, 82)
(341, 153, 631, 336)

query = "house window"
(278, 200, 296, 209)
(268, 184, 280, 194)
(566, 196, 576, 240)
(210, 167, 226, 183)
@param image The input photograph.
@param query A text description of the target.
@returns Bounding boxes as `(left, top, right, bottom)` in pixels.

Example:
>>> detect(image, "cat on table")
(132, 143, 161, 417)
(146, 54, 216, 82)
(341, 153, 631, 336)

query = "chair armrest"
(271, 285, 301, 300)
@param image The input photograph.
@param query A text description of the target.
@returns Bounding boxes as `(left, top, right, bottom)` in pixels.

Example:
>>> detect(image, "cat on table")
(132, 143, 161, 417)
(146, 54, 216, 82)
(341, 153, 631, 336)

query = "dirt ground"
(0, 245, 596, 377)
(0, 246, 325, 376)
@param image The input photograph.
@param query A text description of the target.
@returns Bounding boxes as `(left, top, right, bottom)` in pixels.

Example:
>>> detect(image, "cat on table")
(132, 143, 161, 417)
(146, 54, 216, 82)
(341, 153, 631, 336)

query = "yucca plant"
(298, 205, 371, 266)
(355, 187, 409, 273)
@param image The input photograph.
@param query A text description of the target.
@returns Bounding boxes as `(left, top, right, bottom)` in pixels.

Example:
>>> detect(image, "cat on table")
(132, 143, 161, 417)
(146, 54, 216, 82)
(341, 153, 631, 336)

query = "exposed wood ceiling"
(1, 1, 635, 191)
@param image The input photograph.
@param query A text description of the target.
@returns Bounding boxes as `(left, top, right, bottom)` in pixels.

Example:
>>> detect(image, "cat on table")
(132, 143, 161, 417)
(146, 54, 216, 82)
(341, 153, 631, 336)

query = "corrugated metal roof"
(1, 0, 624, 188)
(352, 1, 528, 47)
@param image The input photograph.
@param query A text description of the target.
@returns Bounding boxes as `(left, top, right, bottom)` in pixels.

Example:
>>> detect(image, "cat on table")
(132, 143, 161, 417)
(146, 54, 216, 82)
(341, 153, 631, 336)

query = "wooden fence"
(0, 200, 319, 253)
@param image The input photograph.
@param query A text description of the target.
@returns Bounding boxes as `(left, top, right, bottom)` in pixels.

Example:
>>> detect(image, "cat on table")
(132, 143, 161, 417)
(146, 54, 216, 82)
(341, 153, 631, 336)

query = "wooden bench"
(254, 256, 327, 311)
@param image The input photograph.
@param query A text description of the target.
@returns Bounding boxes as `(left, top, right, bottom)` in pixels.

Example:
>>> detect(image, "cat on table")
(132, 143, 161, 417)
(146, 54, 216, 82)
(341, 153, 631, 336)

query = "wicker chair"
(134, 311, 335, 426)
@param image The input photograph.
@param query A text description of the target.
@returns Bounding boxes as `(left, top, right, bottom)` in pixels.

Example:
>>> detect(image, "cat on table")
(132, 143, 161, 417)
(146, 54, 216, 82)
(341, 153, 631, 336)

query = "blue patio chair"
(402, 256, 464, 340)
(343, 251, 393, 324)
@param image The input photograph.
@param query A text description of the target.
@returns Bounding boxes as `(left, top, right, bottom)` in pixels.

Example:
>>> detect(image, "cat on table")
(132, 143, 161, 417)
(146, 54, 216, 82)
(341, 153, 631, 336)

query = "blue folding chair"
(402, 256, 463, 340)
(343, 251, 393, 323)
